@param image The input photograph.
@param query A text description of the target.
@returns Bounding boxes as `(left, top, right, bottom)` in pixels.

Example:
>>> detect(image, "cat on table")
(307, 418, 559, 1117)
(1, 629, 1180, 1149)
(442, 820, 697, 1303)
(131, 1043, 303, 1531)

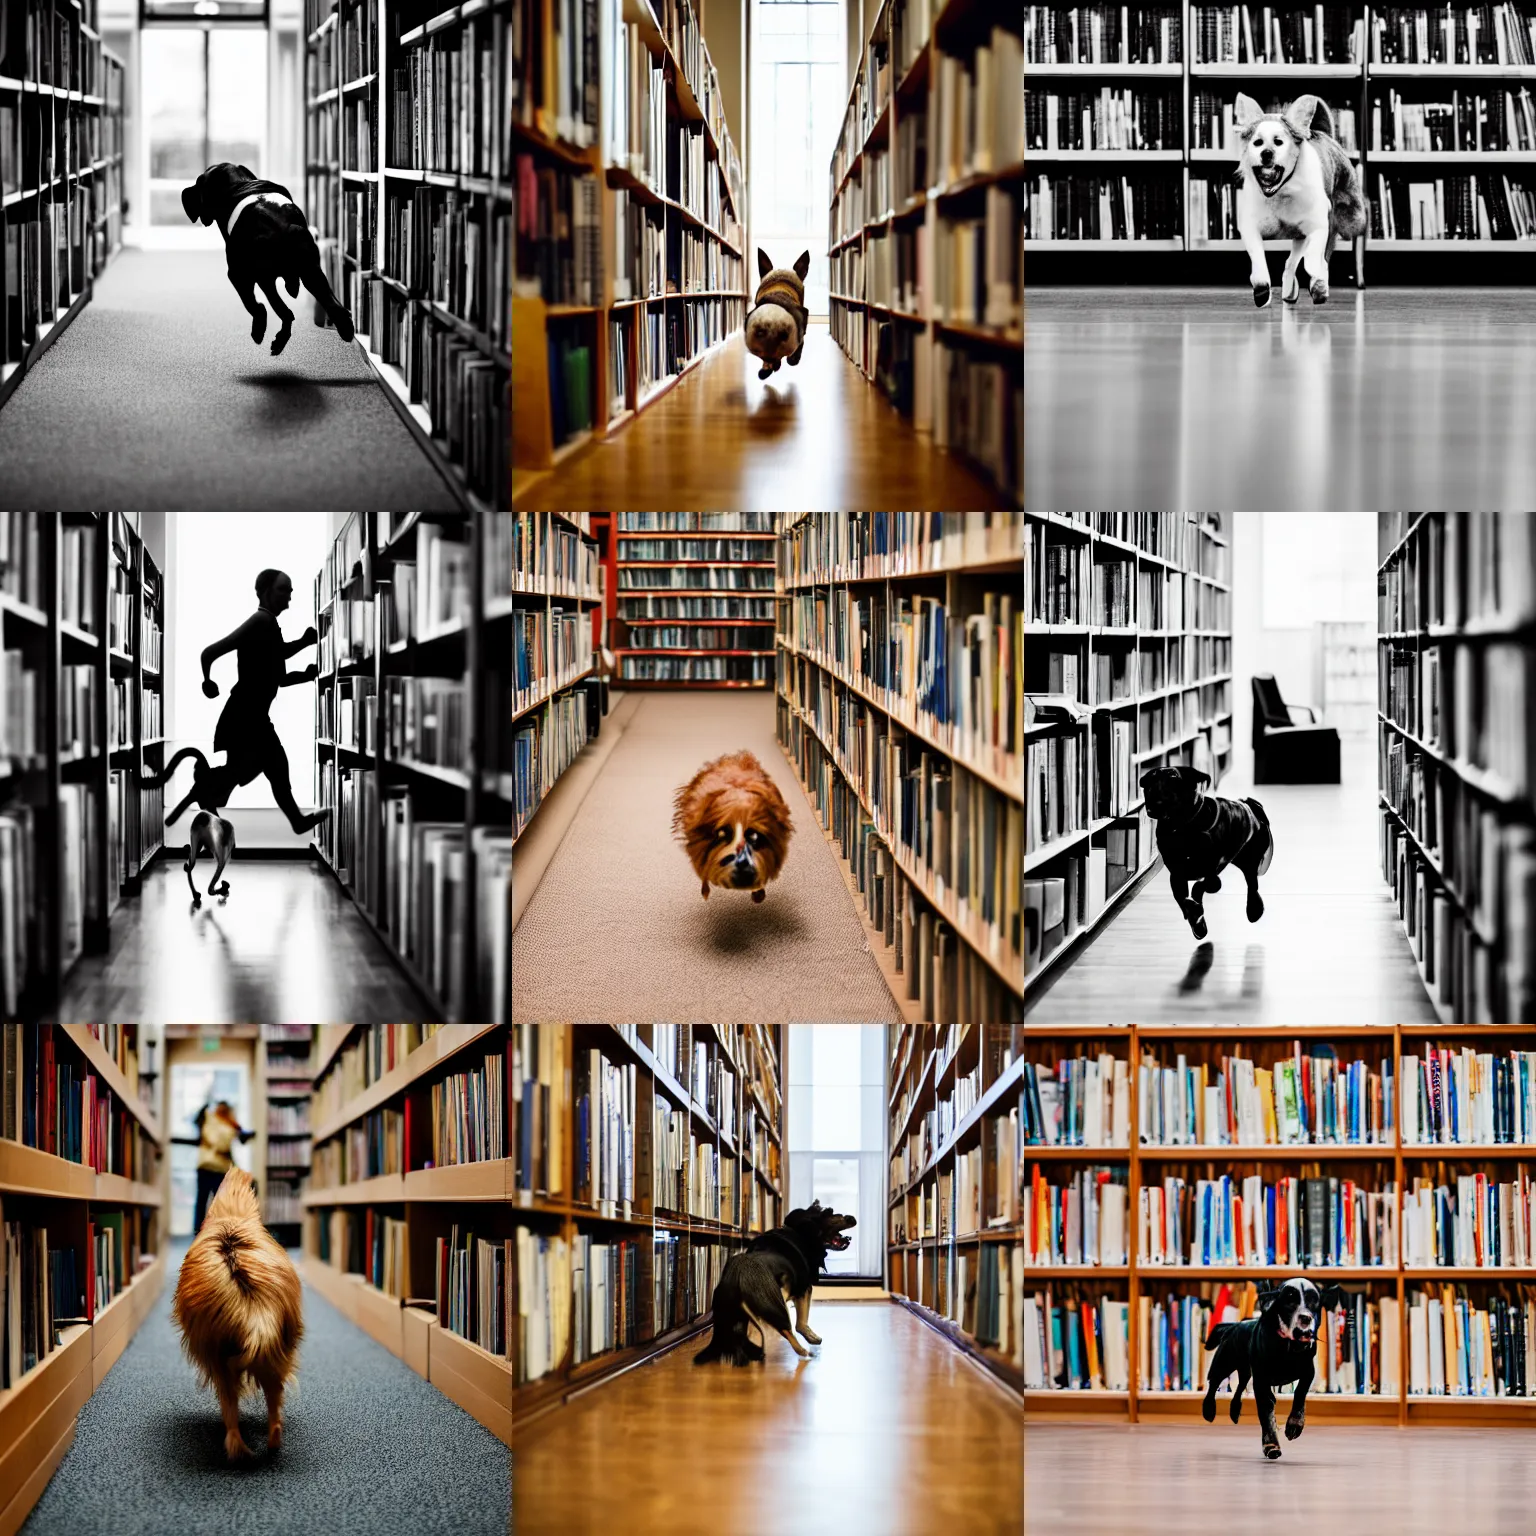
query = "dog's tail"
(1205, 1321, 1237, 1350)
(136, 745, 209, 789)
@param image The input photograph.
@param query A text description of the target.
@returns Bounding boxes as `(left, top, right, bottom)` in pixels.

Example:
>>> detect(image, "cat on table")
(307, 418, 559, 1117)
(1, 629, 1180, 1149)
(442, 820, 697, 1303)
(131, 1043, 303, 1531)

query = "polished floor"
(1025, 1421, 1536, 1536)
(53, 860, 430, 1024)
(1027, 737, 1438, 1025)
(514, 1302, 1022, 1536)
(1025, 288, 1536, 512)
(513, 324, 1013, 512)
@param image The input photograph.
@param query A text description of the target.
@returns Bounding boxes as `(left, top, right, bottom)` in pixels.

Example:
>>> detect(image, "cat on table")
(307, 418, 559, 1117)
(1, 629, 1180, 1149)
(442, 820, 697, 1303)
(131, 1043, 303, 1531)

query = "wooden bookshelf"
(0, 9, 125, 413)
(510, 0, 748, 503)
(301, 1024, 511, 1444)
(828, 0, 1022, 506)
(774, 513, 1023, 1025)
(1024, 511, 1233, 1006)
(0, 1025, 166, 1536)
(261, 1025, 314, 1239)
(1021, 1022, 1536, 1422)
(310, 512, 509, 1023)
(887, 1024, 1024, 1398)
(613, 514, 776, 687)
(1026, 3, 1536, 277)
(510, 1024, 784, 1428)
(304, 0, 508, 512)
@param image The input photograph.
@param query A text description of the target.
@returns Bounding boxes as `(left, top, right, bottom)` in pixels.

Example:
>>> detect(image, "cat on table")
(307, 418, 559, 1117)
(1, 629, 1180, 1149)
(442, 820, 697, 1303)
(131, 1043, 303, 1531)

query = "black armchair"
(1252, 674, 1341, 784)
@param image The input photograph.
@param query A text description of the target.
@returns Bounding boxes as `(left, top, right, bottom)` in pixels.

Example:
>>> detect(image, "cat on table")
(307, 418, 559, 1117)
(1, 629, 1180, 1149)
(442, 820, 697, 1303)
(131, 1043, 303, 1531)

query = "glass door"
(145, 29, 269, 225)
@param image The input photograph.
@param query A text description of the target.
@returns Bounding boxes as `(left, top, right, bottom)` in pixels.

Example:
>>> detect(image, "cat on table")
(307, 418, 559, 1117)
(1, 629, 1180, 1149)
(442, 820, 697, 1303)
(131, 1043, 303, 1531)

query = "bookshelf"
(301, 1024, 511, 1444)
(775, 513, 1024, 1026)
(1, 1024, 166, 1536)
(614, 513, 777, 687)
(886, 1024, 1024, 1398)
(1022, 1023, 1536, 1422)
(311, 512, 511, 1024)
(1377, 511, 1536, 1025)
(827, 0, 1023, 506)
(1026, 3, 1536, 278)
(261, 1025, 314, 1239)
(1024, 510, 1234, 1003)
(514, 511, 605, 844)
(509, 0, 748, 502)
(304, 0, 509, 512)
(0, 5, 125, 412)
(1, 513, 170, 1022)
(509, 1024, 784, 1429)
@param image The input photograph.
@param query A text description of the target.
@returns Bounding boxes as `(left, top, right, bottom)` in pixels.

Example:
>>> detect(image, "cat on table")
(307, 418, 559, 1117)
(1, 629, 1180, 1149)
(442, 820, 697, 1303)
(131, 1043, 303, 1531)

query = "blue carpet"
(21, 1242, 510, 1536)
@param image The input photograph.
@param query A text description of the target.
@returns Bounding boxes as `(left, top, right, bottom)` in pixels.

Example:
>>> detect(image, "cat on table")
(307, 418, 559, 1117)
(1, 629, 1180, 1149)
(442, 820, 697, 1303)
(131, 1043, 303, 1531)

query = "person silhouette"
(191, 568, 331, 835)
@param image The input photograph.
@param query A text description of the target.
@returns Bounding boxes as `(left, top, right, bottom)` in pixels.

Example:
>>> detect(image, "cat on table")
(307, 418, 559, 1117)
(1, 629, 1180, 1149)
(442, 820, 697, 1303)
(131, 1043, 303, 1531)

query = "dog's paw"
(800, 1328, 822, 1345)
(267, 1421, 283, 1452)
(1310, 278, 1329, 304)
(251, 311, 267, 344)
(1205, 874, 1223, 894)
(759, 365, 773, 379)
(334, 309, 356, 343)
(1263, 1442, 1282, 1461)
(271, 328, 292, 357)
(192, 893, 202, 908)
(1230, 1399, 1243, 1424)
(1202, 1396, 1216, 1423)
(213, 882, 231, 897)
(701, 880, 710, 900)
(1247, 893, 1264, 922)
(1283, 278, 1301, 305)
(751, 888, 766, 904)
(224, 1433, 253, 1462)
(1252, 283, 1271, 308)
(1285, 1416, 1304, 1440)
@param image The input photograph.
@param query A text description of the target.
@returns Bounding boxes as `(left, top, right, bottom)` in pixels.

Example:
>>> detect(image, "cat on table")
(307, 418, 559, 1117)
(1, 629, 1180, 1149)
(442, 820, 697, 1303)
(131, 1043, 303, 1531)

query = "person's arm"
(200, 613, 261, 697)
(282, 626, 318, 659)
(280, 663, 318, 687)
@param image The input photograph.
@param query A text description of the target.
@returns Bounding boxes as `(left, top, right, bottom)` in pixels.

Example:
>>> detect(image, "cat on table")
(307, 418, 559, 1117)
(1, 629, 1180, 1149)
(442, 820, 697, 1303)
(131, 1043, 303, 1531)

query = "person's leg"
(260, 729, 329, 834)
(194, 1167, 219, 1231)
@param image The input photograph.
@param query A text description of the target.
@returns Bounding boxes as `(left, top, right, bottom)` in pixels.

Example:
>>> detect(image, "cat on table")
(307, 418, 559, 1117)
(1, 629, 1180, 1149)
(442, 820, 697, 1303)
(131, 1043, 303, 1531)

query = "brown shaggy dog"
(172, 1167, 303, 1461)
(673, 750, 794, 902)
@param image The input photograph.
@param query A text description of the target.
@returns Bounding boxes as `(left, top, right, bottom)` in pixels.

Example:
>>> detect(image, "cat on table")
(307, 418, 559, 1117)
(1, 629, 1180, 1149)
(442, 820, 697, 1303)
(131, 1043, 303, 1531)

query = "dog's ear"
(757, 247, 773, 279)
(1283, 94, 1322, 139)
(792, 250, 810, 281)
(1137, 769, 1162, 792)
(1255, 1286, 1283, 1313)
(1317, 1283, 1344, 1310)
(1176, 767, 1213, 789)
(1233, 92, 1264, 135)
(181, 180, 203, 224)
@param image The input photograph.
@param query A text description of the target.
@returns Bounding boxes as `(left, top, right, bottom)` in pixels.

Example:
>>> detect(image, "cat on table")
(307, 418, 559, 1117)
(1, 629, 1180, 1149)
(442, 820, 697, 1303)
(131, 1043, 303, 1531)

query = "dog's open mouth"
(1255, 165, 1284, 191)
(1295, 1328, 1316, 1345)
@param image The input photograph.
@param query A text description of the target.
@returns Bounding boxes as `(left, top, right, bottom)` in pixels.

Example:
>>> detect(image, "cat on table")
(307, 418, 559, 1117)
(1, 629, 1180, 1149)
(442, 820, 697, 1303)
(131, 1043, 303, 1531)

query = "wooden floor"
(53, 859, 430, 1024)
(1025, 1420, 1536, 1536)
(513, 325, 1013, 512)
(1025, 288, 1536, 512)
(1027, 740, 1438, 1025)
(513, 1301, 1022, 1536)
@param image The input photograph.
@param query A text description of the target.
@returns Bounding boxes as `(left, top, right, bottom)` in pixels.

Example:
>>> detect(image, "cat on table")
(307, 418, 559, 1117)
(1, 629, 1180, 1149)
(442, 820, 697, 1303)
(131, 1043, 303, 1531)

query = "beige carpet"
(511, 690, 899, 1024)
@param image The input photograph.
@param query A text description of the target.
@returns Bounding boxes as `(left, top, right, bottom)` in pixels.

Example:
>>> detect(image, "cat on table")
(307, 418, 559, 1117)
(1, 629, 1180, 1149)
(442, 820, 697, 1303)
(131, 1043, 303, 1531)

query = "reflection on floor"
(1026, 737, 1437, 1025)
(53, 861, 429, 1024)
(1024, 288, 1536, 512)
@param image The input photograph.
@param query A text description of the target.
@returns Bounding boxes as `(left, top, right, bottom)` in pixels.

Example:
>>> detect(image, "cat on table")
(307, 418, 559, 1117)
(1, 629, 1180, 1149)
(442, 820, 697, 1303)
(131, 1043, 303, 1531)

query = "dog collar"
(225, 192, 294, 237)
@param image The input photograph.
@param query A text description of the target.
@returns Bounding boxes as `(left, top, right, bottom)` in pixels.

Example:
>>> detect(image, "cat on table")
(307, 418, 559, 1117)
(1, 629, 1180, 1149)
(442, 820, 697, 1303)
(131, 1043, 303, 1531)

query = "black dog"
(182, 162, 355, 357)
(1140, 765, 1274, 940)
(1203, 1276, 1342, 1459)
(694, 1200, 856, 1365)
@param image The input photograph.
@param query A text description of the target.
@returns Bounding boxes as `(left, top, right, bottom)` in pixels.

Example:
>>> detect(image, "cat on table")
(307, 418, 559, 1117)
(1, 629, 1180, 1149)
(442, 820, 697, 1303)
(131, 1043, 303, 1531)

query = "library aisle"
(512, 329, 1012, 514)
(512, 690, 900, 1024)
(52, 864, 428, 1025)
(0, 254, 457, 512)
(1024, 1421, 1536, 1536)
(514, 1300, 1020, 1536)
(1029, 738, 1438, 1025)
(20, 1237, 510, 1536)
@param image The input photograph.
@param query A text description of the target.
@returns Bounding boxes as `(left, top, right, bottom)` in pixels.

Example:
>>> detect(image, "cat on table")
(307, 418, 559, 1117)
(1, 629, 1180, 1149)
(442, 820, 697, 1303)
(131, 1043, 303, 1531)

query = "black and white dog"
(182, 162, 355, 356)
(138, 747, 237, 905)
(1140, 765, 1274, 940)
(1203, 1276, 1342, 1459)
(694, 1201, 856, 1365)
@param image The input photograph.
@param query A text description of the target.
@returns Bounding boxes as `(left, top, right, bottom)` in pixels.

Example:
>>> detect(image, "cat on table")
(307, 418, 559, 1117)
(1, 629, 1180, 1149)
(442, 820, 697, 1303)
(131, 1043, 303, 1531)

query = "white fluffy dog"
(1234, 94, 1366, 308)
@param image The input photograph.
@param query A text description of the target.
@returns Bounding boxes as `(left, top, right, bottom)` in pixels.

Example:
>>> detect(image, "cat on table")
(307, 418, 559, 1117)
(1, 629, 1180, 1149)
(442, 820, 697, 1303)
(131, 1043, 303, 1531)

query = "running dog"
(744, 249, 810, 379)
(1140, 765, 1273, 940)
(1203, 1277, 1343, 1459)
(1233, 94, 1366, 307)
(694, 1201, 856, 1365)
(138, 746, 238, 904)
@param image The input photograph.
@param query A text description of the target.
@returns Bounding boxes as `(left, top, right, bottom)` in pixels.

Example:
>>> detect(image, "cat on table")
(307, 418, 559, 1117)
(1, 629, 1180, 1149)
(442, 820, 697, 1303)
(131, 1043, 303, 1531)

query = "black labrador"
(182, 163, 354, 356)
(1203, 1276, 1342, 1458)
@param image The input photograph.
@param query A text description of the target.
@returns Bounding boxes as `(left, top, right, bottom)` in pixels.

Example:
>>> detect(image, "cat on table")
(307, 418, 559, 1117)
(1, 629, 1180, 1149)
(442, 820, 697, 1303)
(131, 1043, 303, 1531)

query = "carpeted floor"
(0, 250, 457, 510)
(21, 1242, 509, 1536)
(511, 691, 900, 1024)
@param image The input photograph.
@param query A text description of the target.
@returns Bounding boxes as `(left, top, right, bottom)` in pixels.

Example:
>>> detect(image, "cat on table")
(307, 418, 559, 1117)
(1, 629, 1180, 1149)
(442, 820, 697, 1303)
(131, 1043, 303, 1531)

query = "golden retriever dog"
(673, 750, 794, 902)
(1233, 93, 1366, 307)
(172, 1167, 303, 1460)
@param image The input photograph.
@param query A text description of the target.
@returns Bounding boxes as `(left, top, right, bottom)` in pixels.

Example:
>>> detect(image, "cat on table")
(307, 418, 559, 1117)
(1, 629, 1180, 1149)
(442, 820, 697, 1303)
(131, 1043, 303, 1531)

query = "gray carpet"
(0, 251, 458, 510)
(21, 1242, 510, 1536)
(511, 690, 900, 1024)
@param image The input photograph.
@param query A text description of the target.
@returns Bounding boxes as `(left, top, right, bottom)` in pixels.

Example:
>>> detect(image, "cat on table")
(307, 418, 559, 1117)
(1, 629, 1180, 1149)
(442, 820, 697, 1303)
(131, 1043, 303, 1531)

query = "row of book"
(625, 625, 771, 652)
(1029, 88, 1184, 152)
(512, 683, 596, 841)
(932, 187, 1021, 333)
(780, 512, 1023, 585)
(266, 1136, 311, 1169)
(618, 561, 774, 591)
(386, 15, 507, 178)
(513, 603, 593, 716)
(1371, 5, 1536, 66)
(311, 1024, 446, 1127)
(263, 1184, 304, 1225)
(314, 1108, 400, 1185)
(931, 27, 1025, 190)
(621, 594, 775, 620)
(511, 512, 600, 598)
(1025, 5, 1184, 65)
(1404, 1169, 1535, 1267)
(382, 187, 508, 351)
(1192, 4, 1362, 63)
(1371, 88, 1536, 153)
(1196, 92, 1357, 151)
(1372, 170, 1536, 239)
(620, 654, 771, 683)
(428, 1046, 508, 1167)
(0, 0, 116, 90)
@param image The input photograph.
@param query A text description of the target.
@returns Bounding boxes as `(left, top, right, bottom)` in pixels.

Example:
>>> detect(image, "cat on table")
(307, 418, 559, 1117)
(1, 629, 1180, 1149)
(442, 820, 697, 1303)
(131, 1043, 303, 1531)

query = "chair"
(1251, 674, 1341, 784)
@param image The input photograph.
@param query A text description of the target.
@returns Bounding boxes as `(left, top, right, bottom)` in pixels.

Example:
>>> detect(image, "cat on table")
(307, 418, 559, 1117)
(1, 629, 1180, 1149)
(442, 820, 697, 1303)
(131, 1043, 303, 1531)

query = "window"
(751, 0, 844, 317)
(787, 1025, 886, 1279)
